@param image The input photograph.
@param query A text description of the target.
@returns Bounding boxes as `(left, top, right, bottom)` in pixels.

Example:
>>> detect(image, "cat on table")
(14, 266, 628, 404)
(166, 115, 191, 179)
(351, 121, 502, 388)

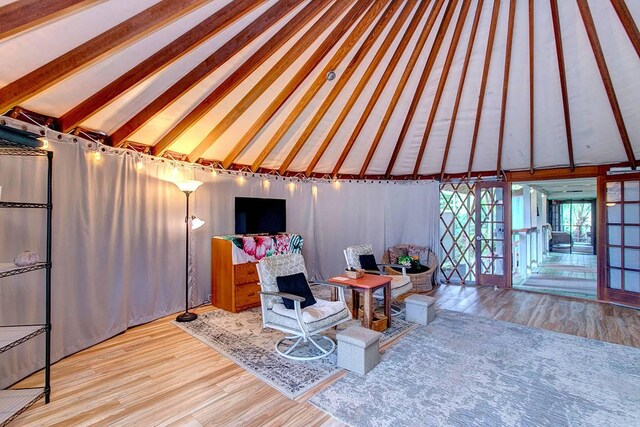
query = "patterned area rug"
(311, 310, 640, 427)
(172, 307, 416, 399)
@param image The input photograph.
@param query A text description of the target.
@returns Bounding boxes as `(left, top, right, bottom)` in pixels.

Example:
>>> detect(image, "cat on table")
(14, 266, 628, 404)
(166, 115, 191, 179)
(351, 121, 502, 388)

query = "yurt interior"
(1, 1, 639, 426)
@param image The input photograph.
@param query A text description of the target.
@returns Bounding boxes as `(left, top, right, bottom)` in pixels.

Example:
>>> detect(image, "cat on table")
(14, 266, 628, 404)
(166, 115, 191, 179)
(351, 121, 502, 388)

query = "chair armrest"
(309, 280, 349, 290)
(378, 263, 407, 275)
(363, 269, 383, 275)
(259, 291, 305, 302)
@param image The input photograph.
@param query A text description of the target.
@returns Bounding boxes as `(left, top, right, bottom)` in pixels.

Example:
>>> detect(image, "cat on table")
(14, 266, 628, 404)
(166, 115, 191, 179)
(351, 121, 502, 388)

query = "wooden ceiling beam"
(466, 0, 501, 177)
(151, 0, 330, 156)
(529, 0, 534, 174)
(338, 2, 433, 179)
(384, 0, 459, 178)
(329, 1, 418, 178)
(358, 0, 443, 178)
(610, 0, 640, 58)
(0, 0, 210, 114)
(440, 0, 485, 180)
(253, 0, 411, 174)
(0, 0, 99, 40)
(411, 0, 471, 179)
(189, 0, 361, 164)
(110, 0, 308, 149)
(496, 0, 516, 176)
(59, 0, 264, 132)
(292, 0, 406, 177)
(550, 0, 575, 171)
(576, 0, 636, 169)
(221, 0, 389, 170)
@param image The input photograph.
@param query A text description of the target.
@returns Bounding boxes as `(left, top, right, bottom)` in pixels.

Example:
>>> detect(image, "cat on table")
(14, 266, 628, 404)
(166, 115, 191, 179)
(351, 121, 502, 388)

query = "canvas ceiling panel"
(0, 0, 161, 85)
(85, 2, 272, 136)
(240, 1, 390, 169)
(290, 10, 395, 173)
(207, 5, 356, 163)
(501, 0, 532, 171)
(530, 0, 571, 170)
(366, 1, 446, 175)
(389, 0, 466, 177)
(586, 0, 640, 159)
(176, 2, 335, 158)
(444, 1, 494, 174)
(127, 1, 313, 149)
(418, 1, 482, 176)
(471, 0, 510, 173)
(316, 2, 421, 175)
(23, 1, 237, 119)
(559, 0, 628, 166)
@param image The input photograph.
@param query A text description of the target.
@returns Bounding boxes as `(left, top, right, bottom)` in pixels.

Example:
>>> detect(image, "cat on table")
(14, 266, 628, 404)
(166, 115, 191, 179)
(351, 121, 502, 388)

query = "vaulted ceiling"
(1, 0, 639, 179)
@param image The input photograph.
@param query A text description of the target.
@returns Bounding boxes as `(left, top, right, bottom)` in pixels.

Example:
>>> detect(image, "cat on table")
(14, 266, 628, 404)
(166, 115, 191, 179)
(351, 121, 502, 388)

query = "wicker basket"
(344, 269, 364, 279)
(381, 249, 438, 292)
(357, 308, 388, 332)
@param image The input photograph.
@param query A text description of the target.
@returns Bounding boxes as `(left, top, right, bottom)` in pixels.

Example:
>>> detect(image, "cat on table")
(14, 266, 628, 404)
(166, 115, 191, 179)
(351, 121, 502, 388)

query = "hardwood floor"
(11, 285, 640, 426)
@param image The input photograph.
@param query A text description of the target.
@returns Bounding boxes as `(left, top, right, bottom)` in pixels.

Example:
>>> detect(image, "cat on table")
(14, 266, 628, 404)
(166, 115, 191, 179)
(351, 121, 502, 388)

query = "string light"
(172, 164, 179, 176)
(37, 137, 49, 149)
(136, 158, 144, 170)
(94, 150, 101, 161)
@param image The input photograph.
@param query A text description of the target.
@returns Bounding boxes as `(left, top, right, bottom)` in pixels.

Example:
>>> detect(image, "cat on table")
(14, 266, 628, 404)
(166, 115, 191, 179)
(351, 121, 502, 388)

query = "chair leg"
(274, 334, 336, 361)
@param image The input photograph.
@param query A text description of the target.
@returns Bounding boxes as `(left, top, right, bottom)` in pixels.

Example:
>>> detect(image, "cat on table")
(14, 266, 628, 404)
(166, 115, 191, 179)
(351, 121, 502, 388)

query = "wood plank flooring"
(516, 253, 597, 298)
(10, 285, 640, 426)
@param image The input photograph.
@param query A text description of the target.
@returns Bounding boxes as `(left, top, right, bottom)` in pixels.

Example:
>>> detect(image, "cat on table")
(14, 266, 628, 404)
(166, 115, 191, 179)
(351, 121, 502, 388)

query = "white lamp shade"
(191, 216, 205, 230)
(174, 180, 203, 193)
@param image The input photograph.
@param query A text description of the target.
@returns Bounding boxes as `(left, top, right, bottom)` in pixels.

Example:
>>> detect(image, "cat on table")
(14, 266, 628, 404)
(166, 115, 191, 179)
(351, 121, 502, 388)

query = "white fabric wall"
(0, 138, 439, 388)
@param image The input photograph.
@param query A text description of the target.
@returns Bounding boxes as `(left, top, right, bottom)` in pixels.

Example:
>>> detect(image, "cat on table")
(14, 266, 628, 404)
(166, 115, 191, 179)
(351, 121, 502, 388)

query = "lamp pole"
(174, 180, 203, 322)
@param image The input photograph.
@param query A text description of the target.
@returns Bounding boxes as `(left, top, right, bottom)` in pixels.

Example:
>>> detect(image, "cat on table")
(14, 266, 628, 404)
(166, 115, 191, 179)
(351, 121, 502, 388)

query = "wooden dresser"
(211, 238, 261, 312)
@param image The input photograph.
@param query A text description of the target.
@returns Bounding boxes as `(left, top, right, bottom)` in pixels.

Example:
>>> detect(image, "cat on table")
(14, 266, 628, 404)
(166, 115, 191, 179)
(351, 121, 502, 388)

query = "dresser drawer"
(235, 283, 261, 308)
(234, 262, 259, 285)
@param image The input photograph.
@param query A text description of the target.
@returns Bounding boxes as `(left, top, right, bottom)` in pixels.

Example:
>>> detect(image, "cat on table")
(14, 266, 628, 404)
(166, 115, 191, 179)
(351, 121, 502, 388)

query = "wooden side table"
(328, 274, 391, 330)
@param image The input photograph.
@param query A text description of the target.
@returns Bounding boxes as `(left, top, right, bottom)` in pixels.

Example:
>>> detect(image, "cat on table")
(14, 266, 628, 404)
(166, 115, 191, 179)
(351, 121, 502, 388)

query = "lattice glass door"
(440, 182, 476, 284)
(475, 182, 511, 287)
(598, 174, 640, 307)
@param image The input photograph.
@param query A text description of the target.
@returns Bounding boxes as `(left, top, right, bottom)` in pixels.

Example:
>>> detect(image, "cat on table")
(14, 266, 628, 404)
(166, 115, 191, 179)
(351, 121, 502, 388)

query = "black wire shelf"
(0, 139, 48, 157)
(0, 201, 50, 209)
(0, 326, 47, 354)
(0, 263, 48, 279)
(0, 388, 45, 426)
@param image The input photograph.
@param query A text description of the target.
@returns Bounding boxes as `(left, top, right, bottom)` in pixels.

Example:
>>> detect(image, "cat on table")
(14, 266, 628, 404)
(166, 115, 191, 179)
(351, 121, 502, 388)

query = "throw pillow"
(276, 272, 316, 310)
(359, 254, 379, 271)
(388, 246, 407, 264)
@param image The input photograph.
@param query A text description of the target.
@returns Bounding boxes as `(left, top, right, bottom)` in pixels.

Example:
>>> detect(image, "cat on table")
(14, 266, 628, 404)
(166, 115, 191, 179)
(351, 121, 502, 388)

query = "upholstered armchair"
(343, 244, 412, 315)
(257, 253, 351, 360)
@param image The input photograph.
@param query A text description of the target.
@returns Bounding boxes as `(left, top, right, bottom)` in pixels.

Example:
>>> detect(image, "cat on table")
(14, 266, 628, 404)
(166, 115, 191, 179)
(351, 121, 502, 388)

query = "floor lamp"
(174, 180, 203, 322)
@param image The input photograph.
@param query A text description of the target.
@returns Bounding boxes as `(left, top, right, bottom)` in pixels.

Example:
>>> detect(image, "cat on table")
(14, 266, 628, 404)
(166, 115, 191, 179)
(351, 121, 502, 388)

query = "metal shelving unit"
(0, 132, 52, 426)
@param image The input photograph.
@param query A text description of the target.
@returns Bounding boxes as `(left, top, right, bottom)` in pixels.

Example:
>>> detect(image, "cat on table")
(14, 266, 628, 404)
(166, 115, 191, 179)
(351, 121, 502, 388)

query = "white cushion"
(388, 274, 410, 288)
(272, 298, 348, 324)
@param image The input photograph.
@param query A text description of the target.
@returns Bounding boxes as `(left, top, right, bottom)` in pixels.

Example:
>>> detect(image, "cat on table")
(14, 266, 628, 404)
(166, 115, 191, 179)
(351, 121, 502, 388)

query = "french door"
(598, 174, 640, 307)
(475, 181, 511, 287)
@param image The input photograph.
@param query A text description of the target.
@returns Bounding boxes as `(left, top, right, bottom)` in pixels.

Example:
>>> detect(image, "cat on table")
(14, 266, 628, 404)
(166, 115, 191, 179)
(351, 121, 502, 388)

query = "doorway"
(511, 178, 597, 299)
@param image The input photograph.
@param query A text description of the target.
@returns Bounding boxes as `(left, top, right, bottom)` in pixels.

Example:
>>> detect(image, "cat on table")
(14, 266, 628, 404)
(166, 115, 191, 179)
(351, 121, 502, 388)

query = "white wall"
(0, 136, 439, 387)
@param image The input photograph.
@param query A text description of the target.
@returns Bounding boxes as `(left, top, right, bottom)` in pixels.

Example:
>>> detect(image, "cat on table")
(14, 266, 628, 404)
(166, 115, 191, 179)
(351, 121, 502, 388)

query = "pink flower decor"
(275, 234, 290, 255)
(243, 237, 273, 260)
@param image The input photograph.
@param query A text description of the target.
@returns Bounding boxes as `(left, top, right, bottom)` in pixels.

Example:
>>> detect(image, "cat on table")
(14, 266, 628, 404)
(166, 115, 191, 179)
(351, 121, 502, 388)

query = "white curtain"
(0, 137, 439, 388)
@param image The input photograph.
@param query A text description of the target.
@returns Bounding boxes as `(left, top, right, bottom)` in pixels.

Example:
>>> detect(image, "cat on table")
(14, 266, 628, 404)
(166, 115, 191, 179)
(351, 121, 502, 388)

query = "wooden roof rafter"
(251, 0, 412, 174)
(440, 0, 485, 180)
(384, 0, 460, 178)
(110, 0, 316, 149)
(576, 0, 637, 169)
(550, 0, 575, 171)
(411, 0, 472, 179)
(466, 0, 501, 178)
(290, 0, 408, 177)
(220, 0, 394, 170)
(358, 0, 445, 178)
(187, 0, 365, 164)
(59, 0, 264, 132)
(0, 0, 212, 113)
(0, 0, 100, 40)
(609, 0, 640, 59)
(496, 0, 516, 176)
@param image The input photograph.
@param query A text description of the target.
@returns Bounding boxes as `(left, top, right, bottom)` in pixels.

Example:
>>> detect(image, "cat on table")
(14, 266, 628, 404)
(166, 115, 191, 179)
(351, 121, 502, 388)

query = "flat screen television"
(235, 197, 286, 234)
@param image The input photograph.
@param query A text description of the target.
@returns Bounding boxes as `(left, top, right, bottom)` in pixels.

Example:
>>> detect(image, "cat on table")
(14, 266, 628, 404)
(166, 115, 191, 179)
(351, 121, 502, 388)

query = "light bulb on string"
(136, 158, 144, 171)
(94, 150, 101, 161)
(172, 163, 179, 176)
